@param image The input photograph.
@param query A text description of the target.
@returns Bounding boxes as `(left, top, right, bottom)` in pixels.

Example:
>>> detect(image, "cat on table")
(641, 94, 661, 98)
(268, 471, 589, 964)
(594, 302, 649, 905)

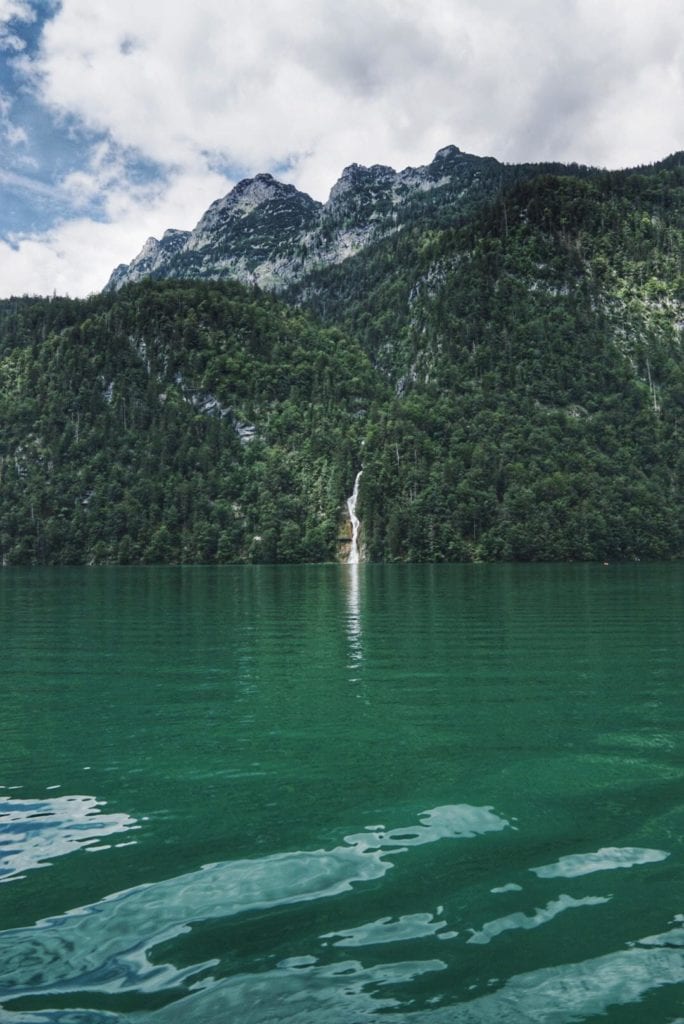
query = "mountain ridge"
(105, 145, 504, 292)
(106, 145, 682, 296)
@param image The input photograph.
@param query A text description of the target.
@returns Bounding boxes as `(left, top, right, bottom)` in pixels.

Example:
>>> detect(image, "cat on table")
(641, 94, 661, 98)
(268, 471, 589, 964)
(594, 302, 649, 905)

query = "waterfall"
(346, 470, 363, 564)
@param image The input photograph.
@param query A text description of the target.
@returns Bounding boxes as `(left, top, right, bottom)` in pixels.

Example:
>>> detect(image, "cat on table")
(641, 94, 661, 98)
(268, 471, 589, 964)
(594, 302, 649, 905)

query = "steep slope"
(107, 175, 321, 291)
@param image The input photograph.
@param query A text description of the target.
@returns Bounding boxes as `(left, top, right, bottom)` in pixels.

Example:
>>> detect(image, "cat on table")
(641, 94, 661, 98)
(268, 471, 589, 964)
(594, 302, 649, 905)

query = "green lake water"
(1, 563, 683, 1022)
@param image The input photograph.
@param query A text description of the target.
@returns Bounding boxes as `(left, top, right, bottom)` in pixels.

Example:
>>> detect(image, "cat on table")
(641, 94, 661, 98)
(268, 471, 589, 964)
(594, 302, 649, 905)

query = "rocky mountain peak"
(105, 144, 495, 292)
(161, 228, 188, 241)
(432, 144, 462, 162)
(328, 161, 397, 203)
(201, 173, 318, 225)
(106, 226, 191, 290)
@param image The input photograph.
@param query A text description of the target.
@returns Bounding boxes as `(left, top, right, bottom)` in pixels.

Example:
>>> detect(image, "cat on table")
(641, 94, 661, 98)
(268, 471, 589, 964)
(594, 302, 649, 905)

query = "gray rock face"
(105, 146, 498, 292)
(107, 228, 190, 290)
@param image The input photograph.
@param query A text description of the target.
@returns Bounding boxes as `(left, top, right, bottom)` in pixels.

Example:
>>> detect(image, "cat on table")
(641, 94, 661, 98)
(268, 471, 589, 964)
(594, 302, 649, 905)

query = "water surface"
(1, 564, 683, 1022)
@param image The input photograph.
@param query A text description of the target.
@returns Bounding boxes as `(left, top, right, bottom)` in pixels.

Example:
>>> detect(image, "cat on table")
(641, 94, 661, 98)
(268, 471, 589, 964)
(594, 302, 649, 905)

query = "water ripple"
(0, 795, 138, 883)
(2, 798, 677, 1023)
(323, 912, 452, 948)
(467, 894, 611, 945)
(345, 805, 509, 850)
(0, 804, 507, 1006)
(135, 920, 684, 1023)
(35, 918, 678, 1024)
(531, 846, 669, 879)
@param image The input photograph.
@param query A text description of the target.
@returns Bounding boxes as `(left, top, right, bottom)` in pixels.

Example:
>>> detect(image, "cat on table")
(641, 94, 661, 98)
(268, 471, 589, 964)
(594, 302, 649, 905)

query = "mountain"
(289, 154, 684, 383)
(105, 146, 506, 292)
(1, 147, 682, 565)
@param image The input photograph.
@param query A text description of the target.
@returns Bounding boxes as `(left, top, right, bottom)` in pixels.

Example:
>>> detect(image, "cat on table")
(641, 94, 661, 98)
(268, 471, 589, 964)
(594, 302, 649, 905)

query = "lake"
(0, 563, 683, 1022)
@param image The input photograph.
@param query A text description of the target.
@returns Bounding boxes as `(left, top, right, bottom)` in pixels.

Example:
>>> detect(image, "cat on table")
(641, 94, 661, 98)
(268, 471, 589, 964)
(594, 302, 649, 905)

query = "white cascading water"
(346, 470, 363, 564)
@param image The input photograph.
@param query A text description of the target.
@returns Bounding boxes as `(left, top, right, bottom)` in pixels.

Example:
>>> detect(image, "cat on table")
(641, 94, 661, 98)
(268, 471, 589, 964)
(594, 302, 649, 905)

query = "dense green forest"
(0, 283, 380, 564)
(1, 156, 682, 564)
(292, 162, 684, 561)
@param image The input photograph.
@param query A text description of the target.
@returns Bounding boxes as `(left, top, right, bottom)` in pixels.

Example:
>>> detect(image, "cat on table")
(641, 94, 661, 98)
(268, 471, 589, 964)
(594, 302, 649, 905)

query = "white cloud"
(1, 0, 682, 296)
(0, 0, 34, 51)
(0, 0, 34, 23)
(28, 0, 683, 183)
(0, 88, 27, 145)
(0, 167, 51, 194)
(0, 164, 234, 296)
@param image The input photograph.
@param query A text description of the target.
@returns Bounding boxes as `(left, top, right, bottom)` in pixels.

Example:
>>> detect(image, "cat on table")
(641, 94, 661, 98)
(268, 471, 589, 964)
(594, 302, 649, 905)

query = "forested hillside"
(1, 152, 682, 564)
(292, 158, 684, 561)
(0, 282, 380, 564)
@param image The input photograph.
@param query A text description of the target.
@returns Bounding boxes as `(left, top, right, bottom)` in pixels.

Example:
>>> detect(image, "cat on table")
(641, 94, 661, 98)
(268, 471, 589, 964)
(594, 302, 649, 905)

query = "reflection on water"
(146, 955, 449, 1024)
(531, 846, 669, 879)
(0, 804, 508, 1007)
(5, 924, 684, 1024)
(345, 804, 509, 849)
(424, 924, 684, 1024)
(1, 563, 684, 1022)
(323, 911, 454, 947)
(146, 921, 684, 1024)
(344, 563, 363, 680)
(17, 922, 680, 1024)
(0, 794, 680, 1024)
(0, 794, 138, 883)
(466, 894, 611, 945)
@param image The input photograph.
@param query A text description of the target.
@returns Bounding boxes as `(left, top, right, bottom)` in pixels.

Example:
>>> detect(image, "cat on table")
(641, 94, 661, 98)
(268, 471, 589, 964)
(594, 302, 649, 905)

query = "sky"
(0, 0, 682, 298)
